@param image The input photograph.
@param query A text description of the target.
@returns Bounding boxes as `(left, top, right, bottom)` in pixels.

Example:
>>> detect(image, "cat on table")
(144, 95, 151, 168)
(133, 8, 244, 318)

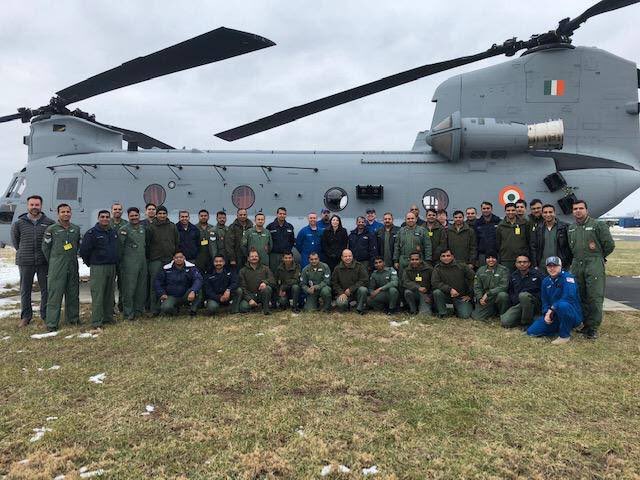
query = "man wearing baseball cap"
(526, 256, 583, 345)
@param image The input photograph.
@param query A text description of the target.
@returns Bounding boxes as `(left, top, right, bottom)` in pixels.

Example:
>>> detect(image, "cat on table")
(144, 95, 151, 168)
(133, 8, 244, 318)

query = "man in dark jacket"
(530, 204, 572, 271)
(332, 249, 369, 314)
(431, 249, 475, 318)
(225, 208, 253, 270)
(267, 207, 296, 273)
(11, 195, 54, 327)
(79, 210, 119, 330)
(475, 201, 501, 266)
(154, 251, 203, 316)
(500, 254, 542, 328)
(177, 211, 200, 263)
(146, 206, 179, 315)
(448, 211, 477, 269)
(203, 255, 240, 315)
(425, 209, 447, 264)
(375, 212, 399, 268)
(348, 216, 377, 269)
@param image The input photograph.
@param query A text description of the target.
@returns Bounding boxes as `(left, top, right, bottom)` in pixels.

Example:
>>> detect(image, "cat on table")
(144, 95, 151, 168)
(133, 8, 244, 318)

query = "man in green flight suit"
(496, 202, 530, 274)
(393, 211, 431, 271)
(568, 200, 615, 339)
(109, 202, 128, 313)
(471, 252, 510, 320)
(275, 251, 301, 311)
(118, 207, 148, 321)
(242, 212, 272, 266)
(42, 203, 81, 332)
(238, 248, 276, 315)
(332, 249, 369, 314)
(300, 252, 332, 312)
(425, 208, 448, 265)
(431, 249, 475, 318)
(402, 251, 434, 316)
(367, 256, 400, 313)
(194, 209, 217, 275)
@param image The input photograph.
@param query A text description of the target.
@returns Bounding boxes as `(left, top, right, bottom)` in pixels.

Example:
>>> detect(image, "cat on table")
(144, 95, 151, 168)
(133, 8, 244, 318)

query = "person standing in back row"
(496, 202, 529, 274)
(118, 207, 148, 321)
(42, 203, 80, 332)
(11, 195, 54, 327)
(225, 208, 253, 270)
(568, 200, 615, 340)
(110, 202, 128, 313)
(267, 207, 295, 273)
(474, 201, 500, 266)
(425, 208, 447, 264)
(375, 212, 399, 268)
(146, 206, 179, 316)
(448, 210, 477, 269)
(296, 212, 322, 269)
(321, 215, 349, 272)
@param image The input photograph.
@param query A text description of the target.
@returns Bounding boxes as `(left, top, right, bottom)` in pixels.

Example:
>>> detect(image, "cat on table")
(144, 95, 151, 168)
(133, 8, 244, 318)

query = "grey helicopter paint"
(1, 1, 639, 245)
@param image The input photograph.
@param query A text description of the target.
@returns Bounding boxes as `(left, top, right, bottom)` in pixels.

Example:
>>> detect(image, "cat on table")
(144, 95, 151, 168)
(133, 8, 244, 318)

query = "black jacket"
(177, 222, 200, 260)
(530, 220, 573, 269)
(321, 227, 349, 263)
(266, 220, 295, 254)
(11, 213, 55, 266)
(375, 225, 400, 264)
(79, 223, 118, 266)
(348, 228, 377, 267)
(154, 261, 203, 297)
(508, 267, 542, 306)
(475, 214, 501, 255)
(203, 267, 238, 302)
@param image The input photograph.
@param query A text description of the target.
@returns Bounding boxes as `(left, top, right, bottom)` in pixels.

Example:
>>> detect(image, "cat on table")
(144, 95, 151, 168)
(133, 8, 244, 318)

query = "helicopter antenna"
(215, 0, 638, 142)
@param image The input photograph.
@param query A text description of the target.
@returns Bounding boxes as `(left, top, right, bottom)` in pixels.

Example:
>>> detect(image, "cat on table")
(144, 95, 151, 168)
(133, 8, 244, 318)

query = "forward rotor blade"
(0, 112, 23, 123)
(97, 122, 174, 149)
(559, 0, 640, 34)
(56, 27, 275, 105)
(215, 49, 502, 141)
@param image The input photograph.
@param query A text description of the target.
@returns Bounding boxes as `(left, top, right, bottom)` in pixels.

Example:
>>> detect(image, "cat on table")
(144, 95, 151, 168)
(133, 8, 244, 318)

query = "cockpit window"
(4, 176, 26, 199)
(433, 115, 452, 132)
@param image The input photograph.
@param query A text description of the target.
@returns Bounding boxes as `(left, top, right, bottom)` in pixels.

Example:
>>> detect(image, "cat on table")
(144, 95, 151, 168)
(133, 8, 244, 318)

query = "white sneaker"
(551, 336, 570, 345)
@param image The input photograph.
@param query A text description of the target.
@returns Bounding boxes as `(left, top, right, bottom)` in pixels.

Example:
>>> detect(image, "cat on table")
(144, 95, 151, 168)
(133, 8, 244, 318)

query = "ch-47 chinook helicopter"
(1, 0, 639, 246)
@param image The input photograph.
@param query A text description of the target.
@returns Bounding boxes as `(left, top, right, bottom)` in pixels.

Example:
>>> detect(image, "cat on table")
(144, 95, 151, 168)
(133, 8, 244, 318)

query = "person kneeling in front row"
(202, 255, 241, 315)
(527, 256, 583, 345)
(300, 252, 332, 312)
(238, 248, 276, 315)
(332, 249, 369, 314)
(431, 249, 475, 318)
(154, 251, 203, 317)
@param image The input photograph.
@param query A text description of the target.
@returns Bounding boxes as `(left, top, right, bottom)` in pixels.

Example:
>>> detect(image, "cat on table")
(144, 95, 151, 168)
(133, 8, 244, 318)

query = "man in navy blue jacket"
(154, 251, 203, 316)
(527, 256, 583, 345)
(203, 255, 240, 315)
(267, 207, 296, 272)
(348, 216, 377, 269)
(79, 210, 119, 330)
(475, 201, 501, 266)
(177, 211, 200, 263)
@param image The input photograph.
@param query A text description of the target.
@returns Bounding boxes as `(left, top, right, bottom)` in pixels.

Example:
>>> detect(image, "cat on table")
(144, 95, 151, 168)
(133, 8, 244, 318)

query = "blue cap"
(545, 256, 562, 266)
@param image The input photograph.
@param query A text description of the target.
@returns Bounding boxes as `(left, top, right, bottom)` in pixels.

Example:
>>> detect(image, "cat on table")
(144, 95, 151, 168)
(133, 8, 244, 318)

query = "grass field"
(2, 308, 640, 479)
(606, 240, 640, 276)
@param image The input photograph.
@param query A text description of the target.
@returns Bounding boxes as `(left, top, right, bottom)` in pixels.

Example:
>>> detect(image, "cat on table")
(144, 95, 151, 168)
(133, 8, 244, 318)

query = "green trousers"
(304, 286, 332, 312)
(269, 253, 284, 275)
(500, 292, 540, 328)
(277, 284, 301, 309)
(239, 286, 273, 313)
(403, 289, 433, 315)
(432, 289, 473, 318)
(335, 286, 368, 312)
(160, 291, 202, 316)
(89, 264, 116, 327)
(148, 259, 171, 315)
(45, 265, 80, 330)
(471, 291, 510, 320)
(115, 263, 123, 313)
(571, 257, 606, 331)
(205, 288, 242, 315)
(121, 258, 147, 320)
(367, 287, 399, 311)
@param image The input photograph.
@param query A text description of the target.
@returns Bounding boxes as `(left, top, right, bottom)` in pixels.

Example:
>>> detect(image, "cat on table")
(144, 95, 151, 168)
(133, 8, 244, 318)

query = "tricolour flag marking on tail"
(544, 79, 565, 96)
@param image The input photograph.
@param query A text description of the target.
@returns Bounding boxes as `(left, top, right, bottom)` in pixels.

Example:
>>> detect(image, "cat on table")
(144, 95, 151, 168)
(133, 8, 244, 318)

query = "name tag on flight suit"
(201, 239, 209, 245)
(428, 231, 433, 237)
(415, 274, 422, 282)
(63, 242, 73, 251)
(515, 227, 521, 235)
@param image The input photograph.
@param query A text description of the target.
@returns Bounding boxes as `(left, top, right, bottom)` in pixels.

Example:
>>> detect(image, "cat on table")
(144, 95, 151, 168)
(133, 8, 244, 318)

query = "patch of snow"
(0, 309, 20, 319)
(80, 469, 105, 478)
(18, 459, 29, 465)
(77, 332, 98, 338)
(216, 349, 223, 353)
(54, 475, 66, 480)
(64, 334, 75, 339)
(2, 335, 10, 340)
(338, 465, 351, 473)
(30, 331, 59, 339)
(320, 465, 332, 476)
(633, 275, 640, 279)
(46, 416, 58, 421)
(295, 426, 305, 437)
(255, 332, 265, 336)
(89, 373, 106, 384)
(17, 349, 24, 353)
(389, 320, 409, 327)
(48, 365, 61, 370)
(362, 465, 379, 476)
(141, 404, 155, 416)
(29, 426, 52, 442)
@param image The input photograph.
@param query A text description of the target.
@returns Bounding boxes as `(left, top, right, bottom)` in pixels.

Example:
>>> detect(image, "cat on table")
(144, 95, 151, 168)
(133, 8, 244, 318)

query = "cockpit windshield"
(4, 176, 26, 199)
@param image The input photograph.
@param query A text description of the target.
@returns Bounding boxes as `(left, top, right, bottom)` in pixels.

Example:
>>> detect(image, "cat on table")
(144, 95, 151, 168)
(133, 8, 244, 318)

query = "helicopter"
(0, 0, 639, 247)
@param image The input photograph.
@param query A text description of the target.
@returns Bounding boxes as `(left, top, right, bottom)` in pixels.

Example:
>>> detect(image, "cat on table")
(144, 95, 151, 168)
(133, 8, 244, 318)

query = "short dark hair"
(255, 212, 265, 219)
(283, 251, 293, 257)
(308, 251, 319, 258)
(97, 210, 110, 217)
(453, 210, 464, 217)
(409, 251, 421, 258)
(145, 203, 156, 209)
(541, 204, 555, 211)
(437, 209, 448, 216)
(466, 207, 477, 213)
(573, 199, 588, 209)
(516, 253, 531, 261)
(530, 198, 543, 207)
(57, 203, 70, 212)
(515, 199, 527, 207)
(441, 248, 453, 256)
(277, 207, 287, 213)
(27, 195, 43, 203)
(481, 201, 493, 208)
(504, 203, 516, 210)
(213, 254, 226, 261)
(199, 209, 209, 215)
(174, 250, 185, 257)
(374, 256, 384, 262)
(216, 210, 226, 216)
(426, 208, 437, 215)
(127, 206, 139, 214)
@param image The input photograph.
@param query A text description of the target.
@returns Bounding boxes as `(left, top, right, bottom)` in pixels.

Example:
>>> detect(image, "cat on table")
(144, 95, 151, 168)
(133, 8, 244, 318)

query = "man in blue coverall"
(296, 212, 323, 268)
(527, 256, 583, 345)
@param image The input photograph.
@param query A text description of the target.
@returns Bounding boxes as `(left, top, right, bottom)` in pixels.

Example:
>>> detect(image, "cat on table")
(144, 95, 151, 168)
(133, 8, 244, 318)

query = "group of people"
(11, 195, 614, 344)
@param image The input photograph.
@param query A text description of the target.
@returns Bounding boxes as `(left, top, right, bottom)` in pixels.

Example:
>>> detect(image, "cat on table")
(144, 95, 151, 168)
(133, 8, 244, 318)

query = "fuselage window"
(231, 185, 256, 210)
(324, 187, 348, 212)
(422, 188, 449, 211)
(144, 184, 167, 206)
(56, 178, 78, 200)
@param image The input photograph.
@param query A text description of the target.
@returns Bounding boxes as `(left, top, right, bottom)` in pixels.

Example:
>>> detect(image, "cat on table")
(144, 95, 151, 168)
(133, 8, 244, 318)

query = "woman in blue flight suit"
(527, 256, 583, 345)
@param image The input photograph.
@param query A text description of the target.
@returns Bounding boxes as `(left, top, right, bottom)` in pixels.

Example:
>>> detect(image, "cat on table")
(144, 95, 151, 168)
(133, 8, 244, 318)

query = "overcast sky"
(1, 0, 639, 215)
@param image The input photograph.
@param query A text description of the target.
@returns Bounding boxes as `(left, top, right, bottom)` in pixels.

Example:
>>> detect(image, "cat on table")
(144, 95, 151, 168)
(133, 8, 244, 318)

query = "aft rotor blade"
(559, 0, 640, 34)
(0, 112, 23, 123)
(215, 50, 502, 141)
(98, 123, 175, 150)
(56, 27, 275, 105)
